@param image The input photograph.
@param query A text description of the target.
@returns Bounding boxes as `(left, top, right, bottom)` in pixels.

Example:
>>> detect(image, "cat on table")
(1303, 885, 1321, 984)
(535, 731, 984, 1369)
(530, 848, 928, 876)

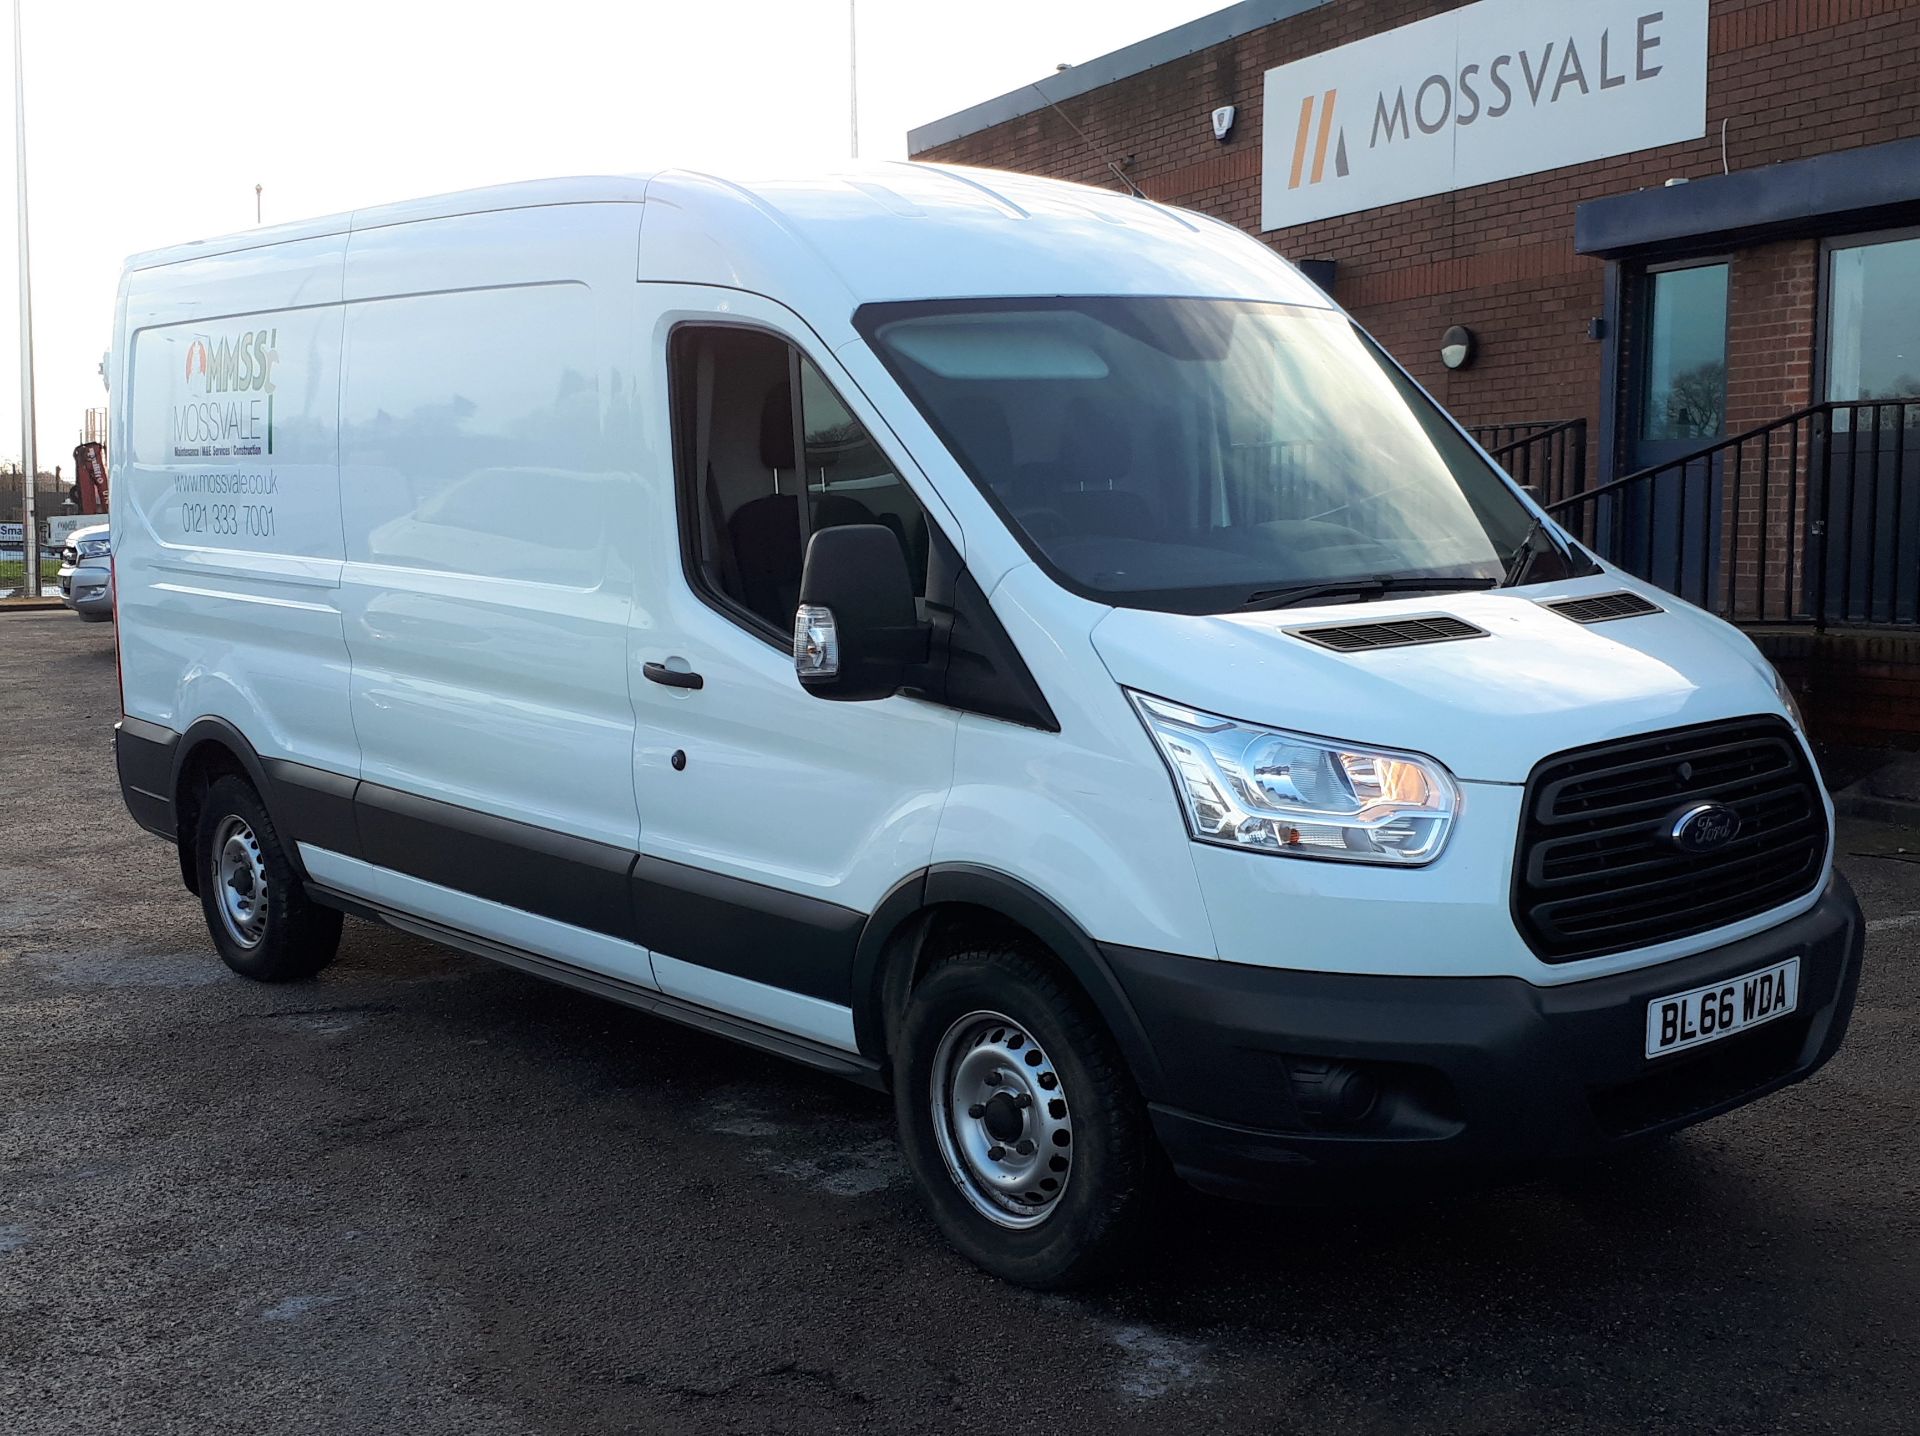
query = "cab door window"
(670, 325, 931, 638)
(798, 359, 931, 591)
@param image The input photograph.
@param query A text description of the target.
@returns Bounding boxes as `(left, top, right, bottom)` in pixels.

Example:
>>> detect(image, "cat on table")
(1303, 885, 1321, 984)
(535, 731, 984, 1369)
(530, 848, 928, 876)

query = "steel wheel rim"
(213, 815, 269, 949)
(929, 1008, 1073, 1230)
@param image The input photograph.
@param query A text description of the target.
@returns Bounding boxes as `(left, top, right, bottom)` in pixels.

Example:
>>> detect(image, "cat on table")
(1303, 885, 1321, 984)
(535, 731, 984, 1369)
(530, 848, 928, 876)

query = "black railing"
(1470, 419, 1565, 449)
(1546, 399, 1920, 630)
(1470, 419, 1587, 508)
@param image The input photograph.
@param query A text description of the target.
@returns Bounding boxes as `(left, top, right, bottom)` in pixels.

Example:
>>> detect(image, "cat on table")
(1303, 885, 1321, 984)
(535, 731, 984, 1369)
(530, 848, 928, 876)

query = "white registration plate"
(1645, 957, 1799, 1060)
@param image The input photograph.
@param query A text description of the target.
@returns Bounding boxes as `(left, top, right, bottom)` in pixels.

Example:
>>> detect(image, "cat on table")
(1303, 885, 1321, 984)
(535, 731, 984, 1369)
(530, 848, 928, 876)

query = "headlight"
(77, 537, 111, 559)
(1767, 661, 1805, 732)
(1128, 692, 1458, 865)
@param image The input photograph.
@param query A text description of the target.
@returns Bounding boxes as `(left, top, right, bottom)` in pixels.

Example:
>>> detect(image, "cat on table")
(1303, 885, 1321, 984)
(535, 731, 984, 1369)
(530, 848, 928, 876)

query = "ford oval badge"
(1670, 802, 1742, 854)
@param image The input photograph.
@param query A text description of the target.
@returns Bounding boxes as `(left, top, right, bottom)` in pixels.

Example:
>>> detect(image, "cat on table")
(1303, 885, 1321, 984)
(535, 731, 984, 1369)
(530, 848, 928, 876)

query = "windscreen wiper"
(1237, 574, 1498, 612)
(1502, 516, 1548, 588)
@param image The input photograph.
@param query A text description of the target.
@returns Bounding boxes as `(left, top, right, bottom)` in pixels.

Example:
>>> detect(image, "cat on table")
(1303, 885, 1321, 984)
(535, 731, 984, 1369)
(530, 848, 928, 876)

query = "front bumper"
(60, 561, 113, 618)
(1104, 875, 1864, 1201)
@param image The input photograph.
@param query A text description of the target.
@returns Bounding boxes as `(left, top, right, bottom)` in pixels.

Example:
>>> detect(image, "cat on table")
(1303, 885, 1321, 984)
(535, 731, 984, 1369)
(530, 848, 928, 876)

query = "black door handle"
(643, 660, 704, 690)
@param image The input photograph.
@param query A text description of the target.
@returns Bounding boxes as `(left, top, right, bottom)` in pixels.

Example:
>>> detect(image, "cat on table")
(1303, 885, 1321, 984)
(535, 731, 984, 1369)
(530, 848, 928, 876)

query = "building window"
(1638, 262, 1728, 443)
(1826, 232, 1920, 404)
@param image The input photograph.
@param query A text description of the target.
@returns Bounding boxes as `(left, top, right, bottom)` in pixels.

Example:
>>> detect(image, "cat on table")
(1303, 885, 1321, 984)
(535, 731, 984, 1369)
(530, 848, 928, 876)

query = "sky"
(0, 0, 1223, 475)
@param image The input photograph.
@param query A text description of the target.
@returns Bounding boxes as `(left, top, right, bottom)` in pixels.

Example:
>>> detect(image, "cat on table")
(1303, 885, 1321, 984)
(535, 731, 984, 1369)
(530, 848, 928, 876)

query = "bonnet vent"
(1286, 615, 1487, 653)
(1544, 591, 1663, 624)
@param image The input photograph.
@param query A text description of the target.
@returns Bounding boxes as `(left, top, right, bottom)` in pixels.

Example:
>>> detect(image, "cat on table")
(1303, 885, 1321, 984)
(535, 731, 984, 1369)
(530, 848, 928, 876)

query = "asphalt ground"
(2, 609, 1915, 1435)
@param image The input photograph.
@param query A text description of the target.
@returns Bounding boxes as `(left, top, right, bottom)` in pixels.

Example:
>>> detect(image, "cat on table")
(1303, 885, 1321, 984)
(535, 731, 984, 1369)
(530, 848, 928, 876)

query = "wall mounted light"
(1440, 325, 1476, 370)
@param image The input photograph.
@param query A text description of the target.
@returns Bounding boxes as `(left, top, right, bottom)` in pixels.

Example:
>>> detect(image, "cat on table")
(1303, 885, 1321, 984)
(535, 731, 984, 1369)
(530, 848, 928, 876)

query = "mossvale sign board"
(1260, 0, 1708, 230)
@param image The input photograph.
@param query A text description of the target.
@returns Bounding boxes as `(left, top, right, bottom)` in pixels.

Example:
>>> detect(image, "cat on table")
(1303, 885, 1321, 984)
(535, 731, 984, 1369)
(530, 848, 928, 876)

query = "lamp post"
(13, 0, 37, 596)
(848, 0, 858, 159)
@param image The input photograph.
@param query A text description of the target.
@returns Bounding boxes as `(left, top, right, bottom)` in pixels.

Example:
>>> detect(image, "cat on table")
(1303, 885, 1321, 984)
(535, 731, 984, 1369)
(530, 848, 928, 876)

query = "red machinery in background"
(72, 441, 108, 513)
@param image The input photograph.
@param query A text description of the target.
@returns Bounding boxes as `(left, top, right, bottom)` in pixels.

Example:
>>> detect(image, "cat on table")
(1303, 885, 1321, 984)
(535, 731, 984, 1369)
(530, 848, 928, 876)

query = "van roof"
(122, 175, 659, 270)
(124, 163, 1329, 310)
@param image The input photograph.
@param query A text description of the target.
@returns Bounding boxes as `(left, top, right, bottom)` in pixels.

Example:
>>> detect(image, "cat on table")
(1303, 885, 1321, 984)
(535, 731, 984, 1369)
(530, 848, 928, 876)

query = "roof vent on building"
(1543, 591, 1664, 624)
(1286, 615, 1487, 653)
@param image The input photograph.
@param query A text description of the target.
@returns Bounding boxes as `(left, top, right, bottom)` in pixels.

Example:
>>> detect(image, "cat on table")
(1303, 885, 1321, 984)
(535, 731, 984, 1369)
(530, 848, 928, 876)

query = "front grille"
(1514, 717, 1826, 962)
(1544, 591, 1663, 624)
(1287, 615, 1486, 653)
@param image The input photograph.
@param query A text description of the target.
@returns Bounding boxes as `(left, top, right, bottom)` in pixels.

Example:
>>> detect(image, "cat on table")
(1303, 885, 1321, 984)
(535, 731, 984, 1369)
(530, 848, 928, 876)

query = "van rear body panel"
(116, 234, 356, 779)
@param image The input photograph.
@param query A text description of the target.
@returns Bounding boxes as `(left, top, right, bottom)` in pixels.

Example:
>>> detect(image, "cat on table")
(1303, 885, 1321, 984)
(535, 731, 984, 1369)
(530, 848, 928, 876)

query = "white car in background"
(58, 522, 113, 621)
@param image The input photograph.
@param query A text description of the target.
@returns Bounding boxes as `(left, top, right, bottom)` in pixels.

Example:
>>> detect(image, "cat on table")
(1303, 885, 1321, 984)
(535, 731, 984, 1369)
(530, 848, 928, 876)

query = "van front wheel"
(895, 946, 1157, 1287)
(194, 774, 341, 982)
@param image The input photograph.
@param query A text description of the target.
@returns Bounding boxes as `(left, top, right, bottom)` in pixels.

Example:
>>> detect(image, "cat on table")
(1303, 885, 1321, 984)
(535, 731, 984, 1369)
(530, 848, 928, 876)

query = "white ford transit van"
(111, 166, 1864, 1287)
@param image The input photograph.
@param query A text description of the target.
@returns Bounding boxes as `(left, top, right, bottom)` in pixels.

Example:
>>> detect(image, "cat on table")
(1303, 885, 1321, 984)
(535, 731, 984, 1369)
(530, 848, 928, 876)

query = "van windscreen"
(857, 297, 1578, 614)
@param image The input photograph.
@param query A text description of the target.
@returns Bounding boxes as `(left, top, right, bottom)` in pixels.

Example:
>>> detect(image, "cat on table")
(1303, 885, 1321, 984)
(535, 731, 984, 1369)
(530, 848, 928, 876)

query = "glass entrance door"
(1821, 232, 1920, 622)
(1634, 261, 1729, 470)
(1618, 261, 1729, 604)
(1826, 232, 1920, 404)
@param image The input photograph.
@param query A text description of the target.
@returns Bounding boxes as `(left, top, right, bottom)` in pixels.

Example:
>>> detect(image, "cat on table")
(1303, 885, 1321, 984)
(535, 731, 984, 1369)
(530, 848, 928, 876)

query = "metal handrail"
(1546, 397, 1920, 630)
(1483, 417, 1585, 463)
(1471, 418, 1587, 507)
(1543, 402, 1832, 513)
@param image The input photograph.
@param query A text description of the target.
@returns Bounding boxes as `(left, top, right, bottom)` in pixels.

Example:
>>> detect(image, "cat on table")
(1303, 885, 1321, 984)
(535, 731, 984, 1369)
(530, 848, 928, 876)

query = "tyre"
(894, 945, 1158, 1287)
(193, 774, 342, 982)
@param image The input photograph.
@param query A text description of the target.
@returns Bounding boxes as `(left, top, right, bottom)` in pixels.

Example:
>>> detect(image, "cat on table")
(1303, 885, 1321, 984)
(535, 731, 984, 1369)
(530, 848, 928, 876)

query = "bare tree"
(1663, 361, 1724, 439)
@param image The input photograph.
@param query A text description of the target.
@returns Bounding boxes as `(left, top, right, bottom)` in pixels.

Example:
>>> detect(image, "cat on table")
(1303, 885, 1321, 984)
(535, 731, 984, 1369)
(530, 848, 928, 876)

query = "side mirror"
(793, 524, 929, 701)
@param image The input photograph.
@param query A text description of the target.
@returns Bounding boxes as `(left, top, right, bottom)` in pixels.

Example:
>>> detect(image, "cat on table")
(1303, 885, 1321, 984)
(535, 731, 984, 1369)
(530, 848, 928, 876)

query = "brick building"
(913, 0, 1920, 746)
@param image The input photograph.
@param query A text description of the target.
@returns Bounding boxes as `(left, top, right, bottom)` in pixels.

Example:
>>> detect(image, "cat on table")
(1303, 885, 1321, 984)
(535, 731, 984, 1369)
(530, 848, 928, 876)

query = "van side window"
(671, 326, 931, 637)
(797, 357, 932, 592)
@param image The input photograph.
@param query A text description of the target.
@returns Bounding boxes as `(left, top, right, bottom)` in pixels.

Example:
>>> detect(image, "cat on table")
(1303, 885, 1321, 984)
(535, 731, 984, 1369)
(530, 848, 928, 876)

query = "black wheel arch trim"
(165, 720, 368, 885)
(115, 717, 367, 891)
(167, 718, 291, 889)
(850, 862, 1168, 1100)
(851, 868, 934, 1058)
(114, 716, 179, 840)
(173, 716, 276, 812)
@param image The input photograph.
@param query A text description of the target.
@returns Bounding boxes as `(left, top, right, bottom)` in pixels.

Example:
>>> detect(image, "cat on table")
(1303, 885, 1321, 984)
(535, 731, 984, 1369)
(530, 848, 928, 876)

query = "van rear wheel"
(194, 774, 341, 982)
(895, 946, 1157, 1288)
